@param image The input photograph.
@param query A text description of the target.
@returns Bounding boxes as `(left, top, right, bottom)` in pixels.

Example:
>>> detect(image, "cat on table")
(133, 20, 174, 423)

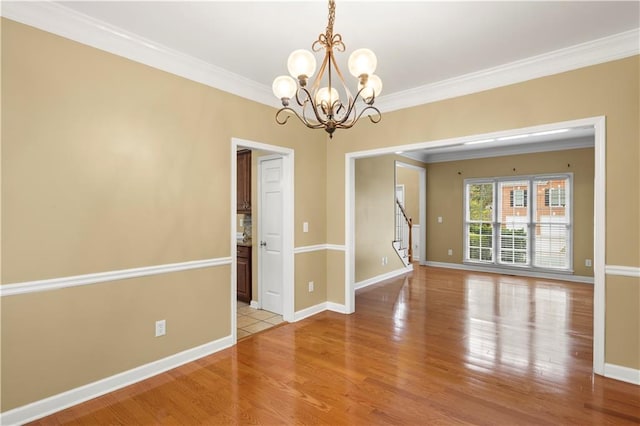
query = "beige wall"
(354, 155, 427, 282)
(355, 156, 405, 282)
(1, 19, 328, 410)
(294, 251, 328, 311)
(606, 275, 640, 369)
(426, 148, 594, 277)
(2, 267, 230, 409)
(327, 56, 639, 370)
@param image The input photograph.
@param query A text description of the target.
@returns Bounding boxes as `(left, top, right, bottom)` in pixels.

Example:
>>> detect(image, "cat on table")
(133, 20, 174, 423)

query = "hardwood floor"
(31, 266, 640, 425)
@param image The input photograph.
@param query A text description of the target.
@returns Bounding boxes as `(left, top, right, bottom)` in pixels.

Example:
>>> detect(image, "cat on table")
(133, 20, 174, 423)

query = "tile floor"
(237, 301, 284, 339)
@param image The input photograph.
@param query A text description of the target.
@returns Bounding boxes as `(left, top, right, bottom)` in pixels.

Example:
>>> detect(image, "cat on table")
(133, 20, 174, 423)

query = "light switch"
(303, 222, 309, 233)
(438, 216, 443, 223)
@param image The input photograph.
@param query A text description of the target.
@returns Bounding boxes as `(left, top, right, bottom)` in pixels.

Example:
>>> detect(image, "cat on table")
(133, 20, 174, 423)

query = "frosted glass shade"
(287, 49, 317, 79)
(272, 75, 297, 99)
(315, 87, 340, 107)
(348, 48, 377, 78)
(358, 74, 383, 101)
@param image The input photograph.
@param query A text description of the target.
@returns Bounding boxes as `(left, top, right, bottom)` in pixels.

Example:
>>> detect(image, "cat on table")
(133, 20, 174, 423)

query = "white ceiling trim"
(402, 136, 594, 164)
(376, 28, 640, 113)
(2, 2, 638, 112)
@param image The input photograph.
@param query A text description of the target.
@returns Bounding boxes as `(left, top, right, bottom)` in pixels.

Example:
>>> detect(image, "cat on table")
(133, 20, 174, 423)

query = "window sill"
(463, 261, 574, 275)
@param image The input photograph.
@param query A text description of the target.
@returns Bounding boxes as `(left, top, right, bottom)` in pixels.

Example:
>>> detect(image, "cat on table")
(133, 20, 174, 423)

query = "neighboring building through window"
(545, 187, 566, 207)
(464, 175, 572, 272)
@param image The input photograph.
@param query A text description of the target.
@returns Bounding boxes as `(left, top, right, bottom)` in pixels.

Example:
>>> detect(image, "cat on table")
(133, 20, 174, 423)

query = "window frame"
(463, 179, 495, 264)
(463, 173, 574, 273)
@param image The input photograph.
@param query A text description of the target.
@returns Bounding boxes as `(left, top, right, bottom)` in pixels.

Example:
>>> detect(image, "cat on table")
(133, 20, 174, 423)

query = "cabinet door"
(237, 150, 251, 213)
(237, 246, 252, 303)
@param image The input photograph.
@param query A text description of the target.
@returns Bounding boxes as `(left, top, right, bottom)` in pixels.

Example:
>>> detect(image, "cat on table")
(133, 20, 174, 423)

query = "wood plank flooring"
(31, 266, 640, 425)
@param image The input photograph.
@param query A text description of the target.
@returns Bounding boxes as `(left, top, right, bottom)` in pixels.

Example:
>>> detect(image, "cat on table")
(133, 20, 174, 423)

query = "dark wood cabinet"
(237, 245, 252, 303)
(237, 150, 251, 213)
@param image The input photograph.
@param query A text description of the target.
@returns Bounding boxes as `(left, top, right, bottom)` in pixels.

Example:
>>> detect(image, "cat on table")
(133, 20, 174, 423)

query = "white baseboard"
(424, 261, 594, 284)
(293, 303, 328, 322)
(249, 300, 260, 309)
(327, 302, 348, 314)
(604, 363, 640, 385)
(0, 335, 234, 426)
(293, 302, 348, 321)
(354, 265, 413, 291)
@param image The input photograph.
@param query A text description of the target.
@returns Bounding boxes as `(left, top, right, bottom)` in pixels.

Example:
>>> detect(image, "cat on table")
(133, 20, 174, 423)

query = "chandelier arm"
(333, 85, 378, 126)
(327, 50, 353, 104)
(331, 92, 359, 126)
(339, 105, 381, 128)
(301, 99, 327, 128)
(353, 86, 376, 106)
(310, 52, 330, 97)
(294, 86, 331, 128)
(276, 106, 325, 130)
(293, 86, 313, 108)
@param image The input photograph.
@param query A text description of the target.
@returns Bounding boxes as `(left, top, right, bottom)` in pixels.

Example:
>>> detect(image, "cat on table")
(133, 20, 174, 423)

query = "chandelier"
(272, 0, 382, 138)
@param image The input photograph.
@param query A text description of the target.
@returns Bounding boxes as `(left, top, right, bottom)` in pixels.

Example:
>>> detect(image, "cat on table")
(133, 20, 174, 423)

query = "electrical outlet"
(447, 249, 453, 256)
(308, 281, 314, 292)
(303, 222, 309, 233)
(155, 320, 166, 337)
(438, 216, 443, 223)
(381, 256, 385, 265)
(585, 259, 592, 267)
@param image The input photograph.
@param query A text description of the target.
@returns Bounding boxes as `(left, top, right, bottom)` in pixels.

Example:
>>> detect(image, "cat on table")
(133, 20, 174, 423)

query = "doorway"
(231, 138, 295, 343)
(395, 161, 427, 264)
(345, 116, 606, 376)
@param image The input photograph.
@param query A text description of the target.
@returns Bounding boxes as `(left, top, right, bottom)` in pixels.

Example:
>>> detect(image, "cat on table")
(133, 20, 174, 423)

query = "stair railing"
(395, 198, 413, 263)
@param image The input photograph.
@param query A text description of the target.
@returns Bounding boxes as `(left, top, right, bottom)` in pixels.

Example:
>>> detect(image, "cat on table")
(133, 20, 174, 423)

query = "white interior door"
(412, 224, 421, 259)
(259, 157, 284, 315)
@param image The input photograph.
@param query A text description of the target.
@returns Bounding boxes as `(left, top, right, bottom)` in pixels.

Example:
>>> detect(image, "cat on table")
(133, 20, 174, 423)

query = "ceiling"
(54, 1, 638, 100)
(6, 1, 638, 155)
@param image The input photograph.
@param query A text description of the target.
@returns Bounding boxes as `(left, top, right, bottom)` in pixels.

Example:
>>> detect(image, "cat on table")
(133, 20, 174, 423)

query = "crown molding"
(2, 2, 638, 112)
(376, 28, 640, 113)
(407, 136, 595, 164)
(1, 1, 277, 107)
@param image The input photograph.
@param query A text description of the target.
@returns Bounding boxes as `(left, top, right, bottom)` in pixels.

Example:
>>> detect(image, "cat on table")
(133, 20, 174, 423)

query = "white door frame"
(345, 116, 606, 376)
(231, 138, 295, 344)
(395, 161, 427, 265)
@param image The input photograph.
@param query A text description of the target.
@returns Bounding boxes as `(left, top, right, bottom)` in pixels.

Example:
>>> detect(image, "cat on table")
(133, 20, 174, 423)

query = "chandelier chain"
(326, 0, 336, 40)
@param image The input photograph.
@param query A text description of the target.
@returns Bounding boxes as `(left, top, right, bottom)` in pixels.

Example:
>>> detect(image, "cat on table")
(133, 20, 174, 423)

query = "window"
(510, 189, 527, 207)
(464, 175, 572, 272)
(534, 179, 571, 269)
(545, 187, 566, 207)
(466, 182, 494, 262)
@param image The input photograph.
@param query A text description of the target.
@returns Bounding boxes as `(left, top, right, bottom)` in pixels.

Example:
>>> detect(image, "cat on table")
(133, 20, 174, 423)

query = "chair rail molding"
(0, 258, 231, 297)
